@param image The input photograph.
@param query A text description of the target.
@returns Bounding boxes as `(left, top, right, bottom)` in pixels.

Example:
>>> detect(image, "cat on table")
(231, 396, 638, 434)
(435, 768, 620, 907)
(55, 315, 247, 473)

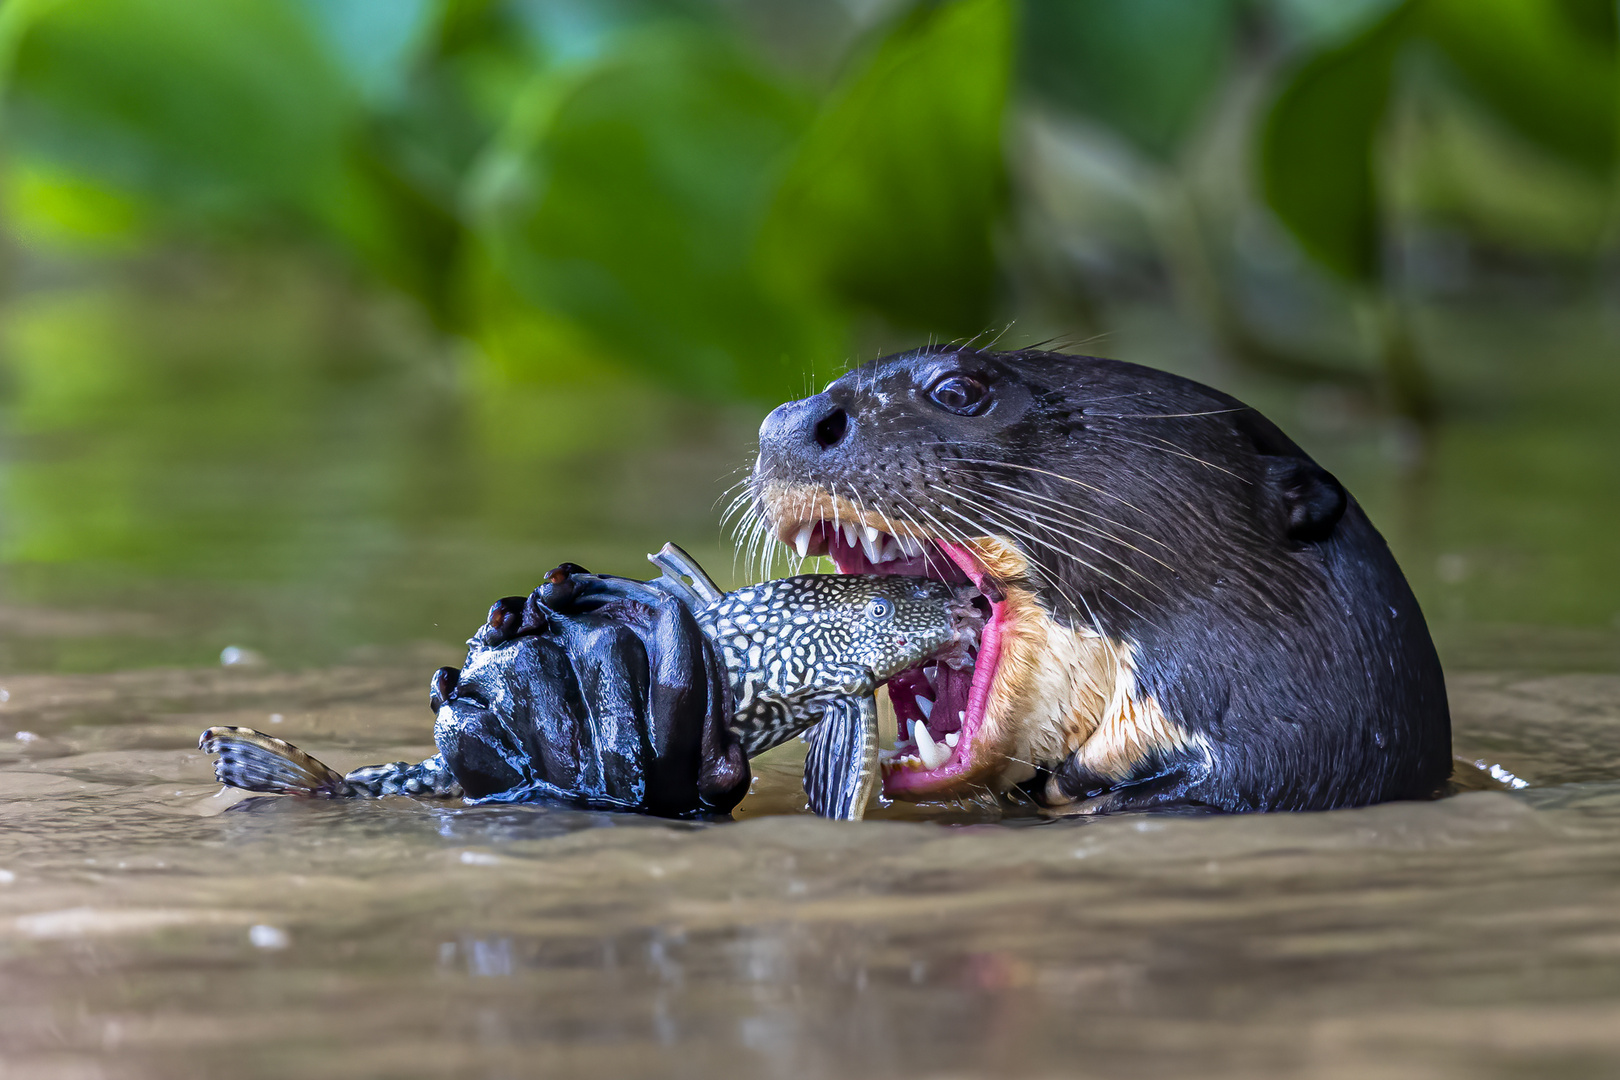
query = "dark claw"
(429, 666, 460, 713)
(536, 563, 590, 610)
(478, 596, 528, 645)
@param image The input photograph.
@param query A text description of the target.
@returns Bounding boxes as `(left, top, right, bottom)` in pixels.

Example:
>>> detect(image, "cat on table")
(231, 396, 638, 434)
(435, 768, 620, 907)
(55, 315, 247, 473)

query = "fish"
(202, 544, 984, 819)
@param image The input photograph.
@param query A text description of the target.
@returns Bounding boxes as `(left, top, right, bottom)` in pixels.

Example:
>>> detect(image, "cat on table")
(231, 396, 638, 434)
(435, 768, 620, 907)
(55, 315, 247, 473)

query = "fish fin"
(802, 695, 878, 820)
(647, 542, 724, 605)
(199, 726, 353, 797)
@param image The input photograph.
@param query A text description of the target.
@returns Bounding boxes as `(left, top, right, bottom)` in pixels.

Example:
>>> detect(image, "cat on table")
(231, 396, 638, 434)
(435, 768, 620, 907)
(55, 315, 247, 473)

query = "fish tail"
(199, 726, 353, 797)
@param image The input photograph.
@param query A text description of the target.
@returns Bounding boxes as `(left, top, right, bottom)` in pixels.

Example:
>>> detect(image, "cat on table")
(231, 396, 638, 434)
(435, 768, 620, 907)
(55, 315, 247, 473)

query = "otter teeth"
(914, 723, 949, 770)
(915, 696, 933, 719)
(945, 732, 959, 748)
(859, 528, 883, 564)
(806, 518, 920, 565)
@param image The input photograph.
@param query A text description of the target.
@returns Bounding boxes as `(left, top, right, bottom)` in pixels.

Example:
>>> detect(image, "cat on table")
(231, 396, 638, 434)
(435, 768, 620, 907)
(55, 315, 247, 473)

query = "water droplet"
(249, 924, 289, 950)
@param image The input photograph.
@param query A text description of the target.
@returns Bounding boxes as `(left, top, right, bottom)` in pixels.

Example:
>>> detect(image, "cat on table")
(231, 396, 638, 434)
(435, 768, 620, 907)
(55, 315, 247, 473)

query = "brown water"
(2, 284, 1619, 1078)
(2, 663, 1619, 1078)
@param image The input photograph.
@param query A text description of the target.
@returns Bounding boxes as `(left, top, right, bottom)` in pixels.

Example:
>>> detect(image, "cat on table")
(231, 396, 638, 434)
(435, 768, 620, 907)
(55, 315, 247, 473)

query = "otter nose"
(758, 393, 852, 466)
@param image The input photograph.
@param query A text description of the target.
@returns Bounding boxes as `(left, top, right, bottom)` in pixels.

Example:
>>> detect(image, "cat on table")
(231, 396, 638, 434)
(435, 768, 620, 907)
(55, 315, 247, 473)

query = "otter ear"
(1262, 457, 1346, 542)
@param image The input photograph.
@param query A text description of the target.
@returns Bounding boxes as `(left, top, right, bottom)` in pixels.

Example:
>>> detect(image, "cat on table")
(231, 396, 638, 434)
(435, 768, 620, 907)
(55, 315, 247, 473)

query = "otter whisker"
(1106, 407, 1250, 420)
(952, 457, 1153, 517)
(1089, 430, 1249, 482)
(921, 494, 1105, 627)
(951, 481, 1180, 575)
(887, 490, 1016, 589)
(898, 440, 1175, 558)
(970, 476, 1176, 554)
(887, 491, 985, 583)
(938, 486, 1162, 591)
(719, 491, 757, 543)
(935, 502, 1150, 614)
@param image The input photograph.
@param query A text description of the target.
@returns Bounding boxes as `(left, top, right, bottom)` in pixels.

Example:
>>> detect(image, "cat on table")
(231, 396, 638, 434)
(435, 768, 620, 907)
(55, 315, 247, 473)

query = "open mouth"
(775, 514, 1012, 797)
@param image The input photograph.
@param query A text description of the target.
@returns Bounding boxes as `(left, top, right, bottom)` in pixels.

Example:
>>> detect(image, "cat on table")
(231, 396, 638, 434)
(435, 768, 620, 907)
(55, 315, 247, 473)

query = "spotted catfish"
(201, 545, 983, 819)
(663, 545, 982, 817)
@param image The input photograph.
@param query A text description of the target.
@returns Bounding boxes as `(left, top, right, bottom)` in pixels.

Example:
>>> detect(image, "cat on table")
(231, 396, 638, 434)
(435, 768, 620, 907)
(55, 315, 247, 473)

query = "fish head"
(707, 573, 985, 695)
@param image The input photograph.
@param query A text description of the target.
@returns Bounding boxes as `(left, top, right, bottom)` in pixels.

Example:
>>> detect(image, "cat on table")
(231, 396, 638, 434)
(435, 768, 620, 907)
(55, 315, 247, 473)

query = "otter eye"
(928, 373, 989, 416)
(864, 597, 893, 622)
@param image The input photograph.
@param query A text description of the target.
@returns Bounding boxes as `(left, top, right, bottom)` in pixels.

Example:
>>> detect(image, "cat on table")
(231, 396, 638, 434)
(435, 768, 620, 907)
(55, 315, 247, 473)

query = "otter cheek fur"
(745, 347, 1451, 814)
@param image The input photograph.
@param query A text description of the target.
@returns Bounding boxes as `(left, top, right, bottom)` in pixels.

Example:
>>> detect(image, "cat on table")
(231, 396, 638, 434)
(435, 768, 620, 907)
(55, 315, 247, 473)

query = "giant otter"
(747, 347, 1452, 813)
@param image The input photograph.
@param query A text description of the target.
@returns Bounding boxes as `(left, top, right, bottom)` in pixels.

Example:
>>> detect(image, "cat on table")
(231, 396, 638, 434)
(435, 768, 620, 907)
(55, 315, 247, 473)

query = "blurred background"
(0, 0, 1615, 673)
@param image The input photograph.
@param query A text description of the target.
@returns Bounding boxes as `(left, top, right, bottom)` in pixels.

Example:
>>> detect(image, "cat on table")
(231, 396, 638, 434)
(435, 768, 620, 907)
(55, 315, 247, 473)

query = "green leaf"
(1020, 0, 1238, 161)
(471, 31, 843, 400)
(1421, 0, 1618, 176)
(2, 0, 358, 216)
(762, 0, 1012, 336)
(1, 0, 474, 326)
(291, 0, 443, 107)
(1258, 3, 1415, 283)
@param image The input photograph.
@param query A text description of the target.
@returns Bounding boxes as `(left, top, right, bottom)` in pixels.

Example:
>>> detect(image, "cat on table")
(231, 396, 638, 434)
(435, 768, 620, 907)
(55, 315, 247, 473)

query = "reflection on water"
(2, 282, 1619, 1076)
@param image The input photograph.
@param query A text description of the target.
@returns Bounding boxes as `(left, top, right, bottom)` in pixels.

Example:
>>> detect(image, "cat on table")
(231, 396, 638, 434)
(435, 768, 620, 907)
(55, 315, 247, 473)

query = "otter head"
(748, 346, 1350, 803)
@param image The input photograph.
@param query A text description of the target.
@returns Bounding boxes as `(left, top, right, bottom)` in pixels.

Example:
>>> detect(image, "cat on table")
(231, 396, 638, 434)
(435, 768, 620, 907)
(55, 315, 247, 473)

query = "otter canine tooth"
(841, 522, 859, 549)
(916, 697, 933, 719)
(863, 524, 881, 544)
(858, 530, 883, 564)
(914, 723, 948, 770)
(793, 523, 814, 559)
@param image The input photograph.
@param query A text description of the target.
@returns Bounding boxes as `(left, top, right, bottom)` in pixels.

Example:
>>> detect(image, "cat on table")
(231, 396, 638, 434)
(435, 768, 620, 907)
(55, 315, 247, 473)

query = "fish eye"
(927, 373, 989, 416)
(864, 597, 893, 622)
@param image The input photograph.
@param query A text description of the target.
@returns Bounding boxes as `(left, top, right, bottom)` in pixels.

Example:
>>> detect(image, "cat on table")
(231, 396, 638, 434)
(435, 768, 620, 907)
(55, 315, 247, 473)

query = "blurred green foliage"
(1262, 0, 1618, 286)
(1022, 0, 1239, 161)
(764, 0, 1010, 336)
(1, 0, 1617, 670)
(0, 0, 1614, 407)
